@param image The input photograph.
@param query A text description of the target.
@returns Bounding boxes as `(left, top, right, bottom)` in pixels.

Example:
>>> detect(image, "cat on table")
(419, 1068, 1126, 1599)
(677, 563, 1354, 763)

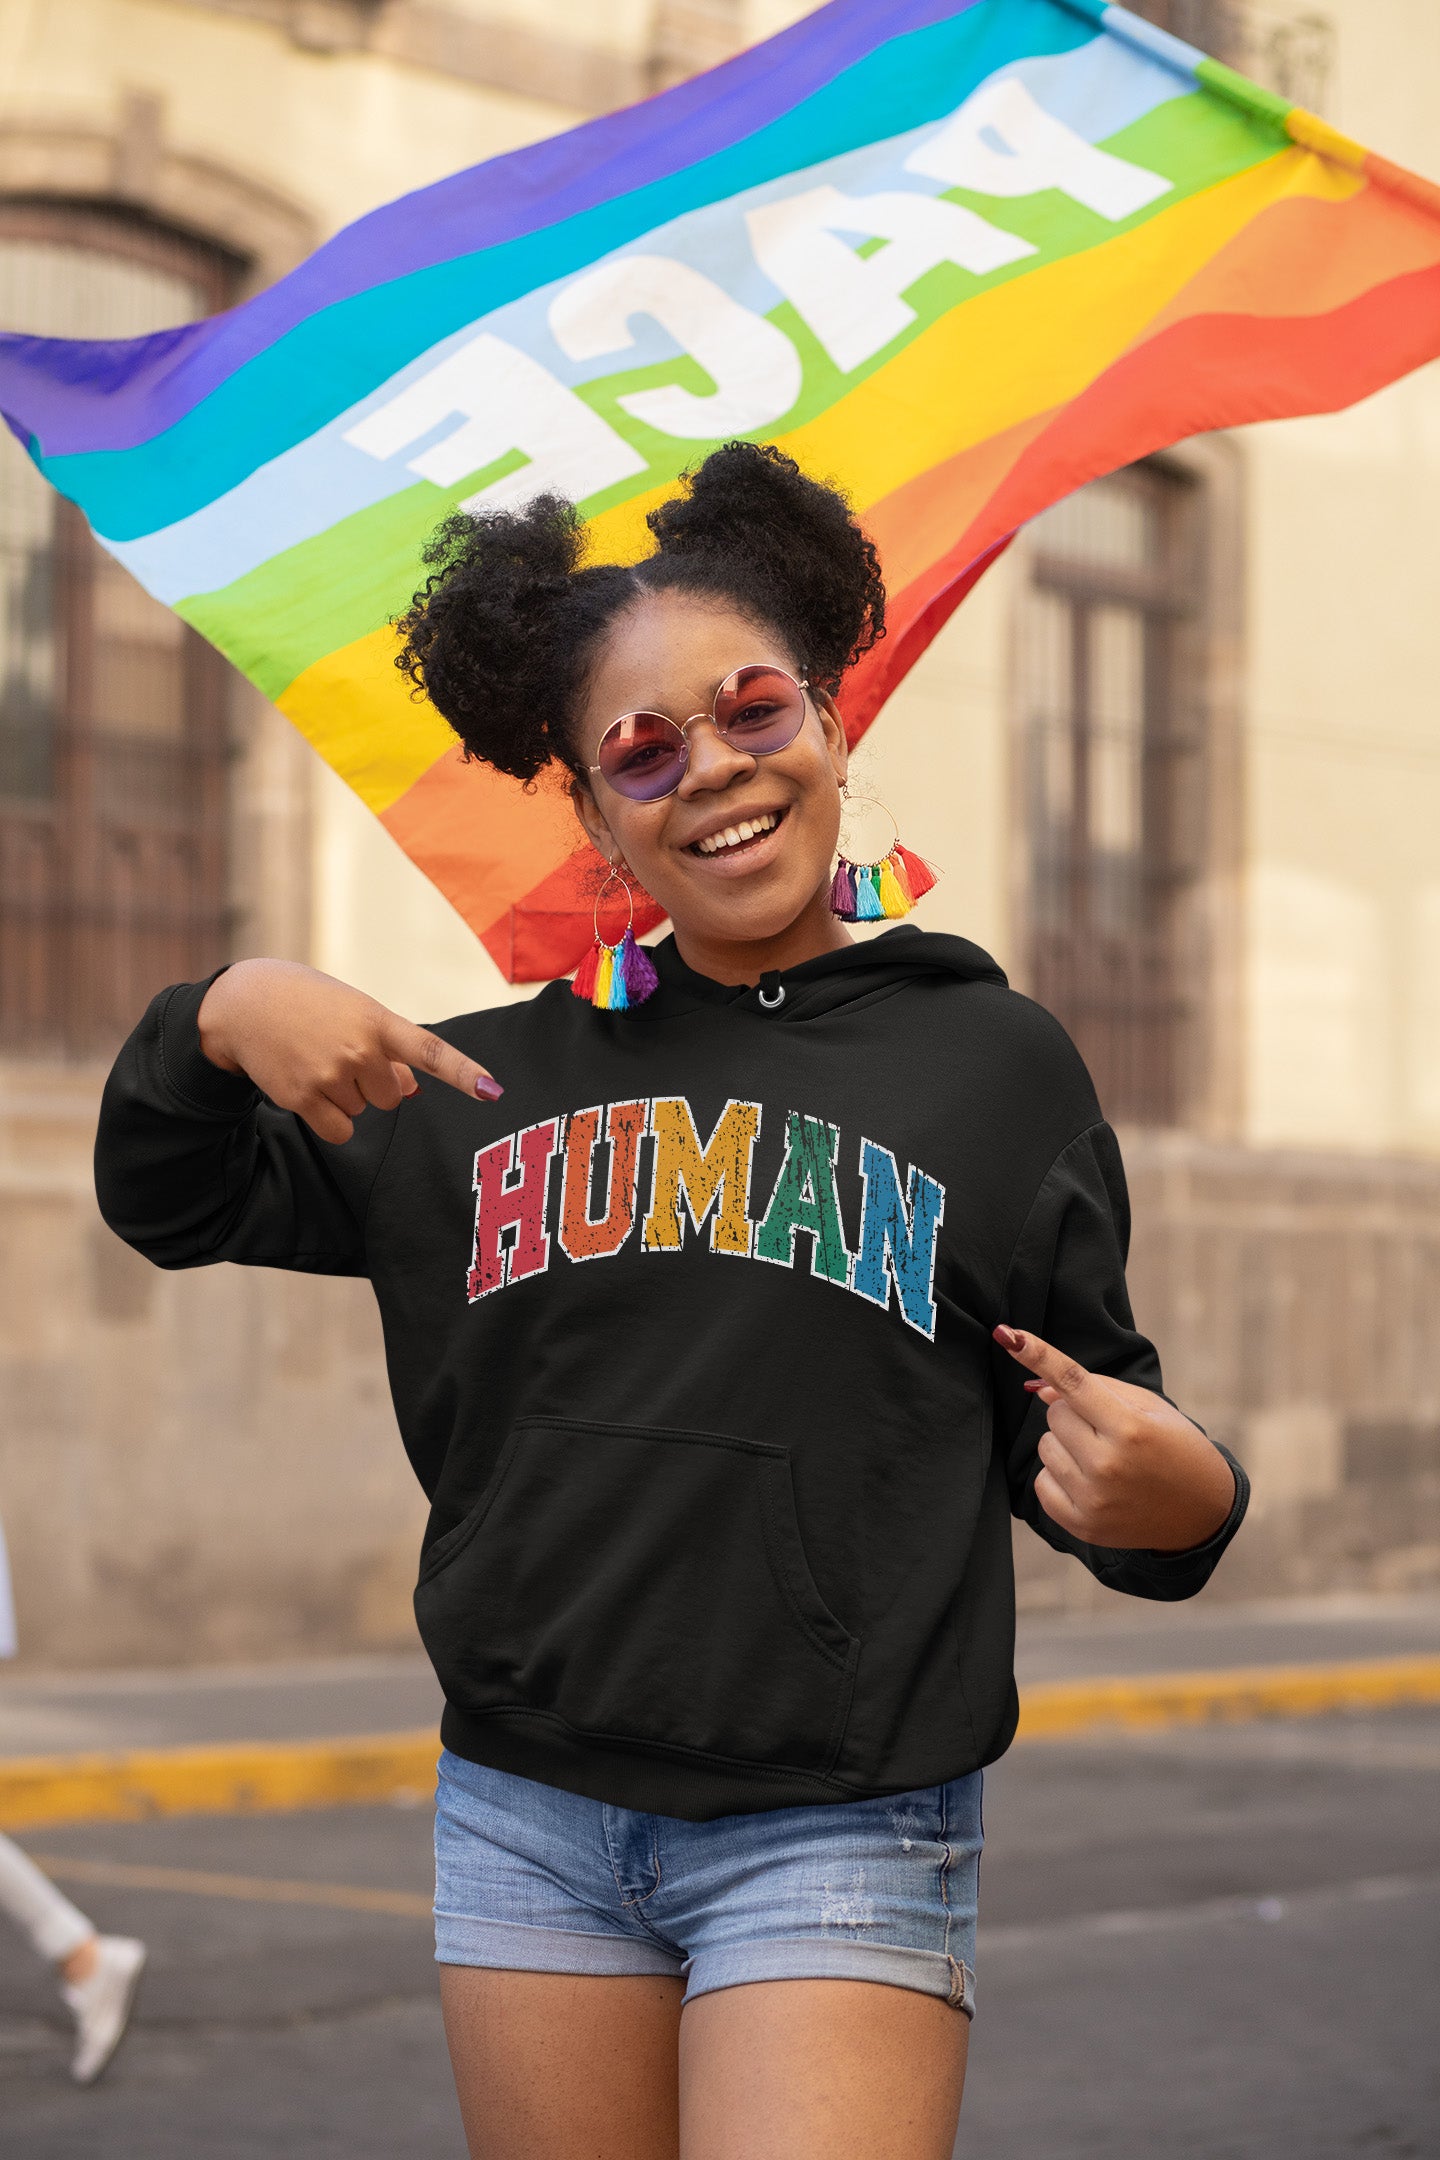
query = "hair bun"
(394, 497, 634, 783)
(646, 442, 884, 691)
(394, 442, 886, 785)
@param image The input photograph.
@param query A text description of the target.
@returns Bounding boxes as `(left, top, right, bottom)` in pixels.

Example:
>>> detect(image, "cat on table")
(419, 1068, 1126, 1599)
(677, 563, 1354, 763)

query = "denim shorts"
(433, 1750, 981, 2012)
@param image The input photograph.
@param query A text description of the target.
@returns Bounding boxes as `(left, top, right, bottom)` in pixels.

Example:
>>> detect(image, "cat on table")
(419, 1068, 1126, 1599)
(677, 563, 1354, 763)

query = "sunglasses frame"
(588, 664, 812, 803)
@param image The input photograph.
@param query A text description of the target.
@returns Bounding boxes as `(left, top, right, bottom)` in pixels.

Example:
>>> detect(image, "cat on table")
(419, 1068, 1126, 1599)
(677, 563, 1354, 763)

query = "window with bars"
(1126, 0, 1334, 108)
(1123, 0, 1242, 60)
(1018, 463, 1206, 1126)
(0, 207, 238, 1056)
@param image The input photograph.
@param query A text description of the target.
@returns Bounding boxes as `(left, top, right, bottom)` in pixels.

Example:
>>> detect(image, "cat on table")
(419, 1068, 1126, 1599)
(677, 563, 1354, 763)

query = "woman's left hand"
(993, 1325, 1237, 1554)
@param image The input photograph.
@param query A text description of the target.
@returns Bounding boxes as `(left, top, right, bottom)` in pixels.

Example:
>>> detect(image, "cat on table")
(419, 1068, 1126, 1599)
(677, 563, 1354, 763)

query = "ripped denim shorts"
(433, 1750, 981, 2014)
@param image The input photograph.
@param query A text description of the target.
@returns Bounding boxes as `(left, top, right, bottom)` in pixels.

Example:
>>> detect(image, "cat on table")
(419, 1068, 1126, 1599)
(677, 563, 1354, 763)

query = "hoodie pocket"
(415, 1416, 859, 1775)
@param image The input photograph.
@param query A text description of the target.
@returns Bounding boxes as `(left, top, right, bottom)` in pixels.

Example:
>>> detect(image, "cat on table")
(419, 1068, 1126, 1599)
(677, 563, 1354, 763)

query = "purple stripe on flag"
(0, 0, 975, 453)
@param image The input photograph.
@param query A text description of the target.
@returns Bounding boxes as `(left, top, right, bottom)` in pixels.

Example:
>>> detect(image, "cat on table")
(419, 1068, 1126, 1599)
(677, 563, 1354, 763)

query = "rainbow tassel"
(894, 844, 937, 901)
(876, 854, 911, 918)
(572, 927, 658, 1010)
(572, 941, 600, 1002)
(622, 933, 660, 1003)
(830, 842, 938, 922)
(854, 865, 885, 921)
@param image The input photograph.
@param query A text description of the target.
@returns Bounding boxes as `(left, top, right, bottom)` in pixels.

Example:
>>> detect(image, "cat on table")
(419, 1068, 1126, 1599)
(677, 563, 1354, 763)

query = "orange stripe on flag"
(1140, 184, 1440, 344)
(381, 748, 581, 952)
(860, 411, 1054, 598)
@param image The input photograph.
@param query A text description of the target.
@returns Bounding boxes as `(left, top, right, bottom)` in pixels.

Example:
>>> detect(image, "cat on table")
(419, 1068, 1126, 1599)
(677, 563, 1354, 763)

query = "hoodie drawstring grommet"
(758, 972, 786, 1010)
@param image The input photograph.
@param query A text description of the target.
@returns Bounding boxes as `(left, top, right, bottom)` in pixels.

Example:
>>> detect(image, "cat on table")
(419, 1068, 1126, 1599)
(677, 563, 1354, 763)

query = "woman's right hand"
(197, 959, 503, 1144)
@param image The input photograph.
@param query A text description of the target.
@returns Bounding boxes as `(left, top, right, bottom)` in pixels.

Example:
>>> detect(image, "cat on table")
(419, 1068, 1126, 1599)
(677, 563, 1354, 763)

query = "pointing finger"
(380, 1017, 503, 1104)
(992, 1325, 1122, 1432)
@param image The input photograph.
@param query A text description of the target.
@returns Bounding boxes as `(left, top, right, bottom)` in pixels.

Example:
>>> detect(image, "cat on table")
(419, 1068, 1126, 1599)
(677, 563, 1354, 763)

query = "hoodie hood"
(638, 924, 1009, 1023)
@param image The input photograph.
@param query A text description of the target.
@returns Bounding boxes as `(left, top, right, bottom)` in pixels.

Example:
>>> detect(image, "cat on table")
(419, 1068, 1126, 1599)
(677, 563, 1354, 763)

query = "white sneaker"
(62, 1934, 146, 2085)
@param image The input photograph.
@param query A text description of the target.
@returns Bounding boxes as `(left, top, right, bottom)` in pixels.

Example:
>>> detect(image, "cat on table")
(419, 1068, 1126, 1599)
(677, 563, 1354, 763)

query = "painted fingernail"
(1023, 1378, 1045, 1393)
(475, 1075, 504, 1100)
(992, 1324, 1022, 1352)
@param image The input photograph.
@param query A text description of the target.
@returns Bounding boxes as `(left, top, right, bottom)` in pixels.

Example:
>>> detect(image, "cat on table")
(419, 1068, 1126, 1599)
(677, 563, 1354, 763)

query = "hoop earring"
(830, 788, 938, 922)
(572, 863, 659, 1011)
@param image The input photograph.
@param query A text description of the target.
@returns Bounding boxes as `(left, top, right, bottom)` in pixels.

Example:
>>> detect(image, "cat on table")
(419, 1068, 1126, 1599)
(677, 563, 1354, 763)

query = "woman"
(95, 442, 1246, 2159)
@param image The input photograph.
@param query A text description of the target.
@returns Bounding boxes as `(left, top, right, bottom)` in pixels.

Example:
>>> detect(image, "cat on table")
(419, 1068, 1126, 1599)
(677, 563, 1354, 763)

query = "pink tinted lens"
(714, 666, 807, 753)
(597, 711, 689, 800)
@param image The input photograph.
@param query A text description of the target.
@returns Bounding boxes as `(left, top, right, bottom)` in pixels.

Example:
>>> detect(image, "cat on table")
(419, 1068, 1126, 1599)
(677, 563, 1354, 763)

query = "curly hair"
(393, 441, 886, 785)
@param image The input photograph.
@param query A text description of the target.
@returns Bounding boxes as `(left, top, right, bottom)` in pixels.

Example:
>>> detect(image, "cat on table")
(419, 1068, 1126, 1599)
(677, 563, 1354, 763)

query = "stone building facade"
(0, 0, 1436, 1663)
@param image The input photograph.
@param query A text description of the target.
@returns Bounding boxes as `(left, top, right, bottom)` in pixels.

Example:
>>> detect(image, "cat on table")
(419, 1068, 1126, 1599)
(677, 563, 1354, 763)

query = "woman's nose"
(677, 716, 756, 792)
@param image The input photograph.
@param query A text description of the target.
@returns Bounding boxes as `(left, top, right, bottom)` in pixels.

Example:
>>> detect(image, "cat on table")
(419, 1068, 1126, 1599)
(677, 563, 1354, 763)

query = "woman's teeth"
(693, 812, 780, 857)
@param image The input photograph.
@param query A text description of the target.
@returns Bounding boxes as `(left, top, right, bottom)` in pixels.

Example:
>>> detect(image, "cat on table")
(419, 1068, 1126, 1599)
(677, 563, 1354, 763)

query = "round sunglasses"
(588, 664, 811, 803)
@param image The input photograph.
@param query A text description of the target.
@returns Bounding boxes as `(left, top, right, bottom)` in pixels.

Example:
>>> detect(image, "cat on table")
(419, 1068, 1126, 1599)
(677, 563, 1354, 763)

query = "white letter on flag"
(549, 254, 802, 437)
(747, 185, 1036, 373)
(906, 76, 1172, 220)
(342, 332, 647, 510)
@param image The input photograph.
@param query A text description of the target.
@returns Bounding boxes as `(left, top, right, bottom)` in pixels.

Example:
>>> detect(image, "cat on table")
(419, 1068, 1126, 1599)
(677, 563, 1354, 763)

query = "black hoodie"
(95, 927, 1247, 1820)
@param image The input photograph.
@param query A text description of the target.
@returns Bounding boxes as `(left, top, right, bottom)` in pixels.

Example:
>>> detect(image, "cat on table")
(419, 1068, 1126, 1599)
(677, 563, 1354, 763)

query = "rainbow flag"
(2, 0, 1437, 980)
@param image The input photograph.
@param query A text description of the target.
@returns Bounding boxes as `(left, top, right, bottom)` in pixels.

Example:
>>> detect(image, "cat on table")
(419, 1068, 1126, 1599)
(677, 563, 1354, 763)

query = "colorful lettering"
(558, 1100, 648, 1263)
(462, 1100, 947, 1343)
(755, 1112, 851, 1285)
(851, 1139, 945, 1340)
(641, 1098, 760, 1256)
(466, 1117, 562, 1301)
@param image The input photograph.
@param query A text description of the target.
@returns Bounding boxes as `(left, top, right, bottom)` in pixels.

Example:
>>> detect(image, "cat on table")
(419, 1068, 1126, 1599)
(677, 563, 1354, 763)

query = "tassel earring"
(572, 863, 659, 1012)
(830, 789, 938, 923)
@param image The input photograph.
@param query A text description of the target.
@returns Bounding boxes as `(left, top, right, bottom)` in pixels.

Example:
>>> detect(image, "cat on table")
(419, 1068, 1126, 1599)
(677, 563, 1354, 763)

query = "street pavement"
(1, 1598, 1437, 2158)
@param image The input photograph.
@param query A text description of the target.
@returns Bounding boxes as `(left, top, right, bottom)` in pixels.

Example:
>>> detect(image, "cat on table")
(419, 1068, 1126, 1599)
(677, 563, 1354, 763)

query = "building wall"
(0, 0, 588, 1664)
(0, 0, 1437, 1663)
(1016, 1127, 1440, 1613)
(1234, 0, 1440, 1160)
(0, 1071, 415, 1665)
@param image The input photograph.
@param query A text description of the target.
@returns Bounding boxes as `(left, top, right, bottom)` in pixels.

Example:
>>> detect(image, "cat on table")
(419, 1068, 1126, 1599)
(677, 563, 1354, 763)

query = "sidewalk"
(0, 1595, 1437, 1827)
(1011, 1590, 1440, 1687)
(0, 1652, 444, 1762)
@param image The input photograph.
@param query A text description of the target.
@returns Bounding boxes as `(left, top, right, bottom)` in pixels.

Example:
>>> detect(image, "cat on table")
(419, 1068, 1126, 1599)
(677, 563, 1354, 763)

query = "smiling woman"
(95, 435, 1248, 2160)
(392, 440, 883, 985)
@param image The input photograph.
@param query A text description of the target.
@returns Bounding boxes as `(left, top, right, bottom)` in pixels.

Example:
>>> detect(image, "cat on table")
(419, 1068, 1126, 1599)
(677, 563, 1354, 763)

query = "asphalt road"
(2, 1707, 1437, 2159)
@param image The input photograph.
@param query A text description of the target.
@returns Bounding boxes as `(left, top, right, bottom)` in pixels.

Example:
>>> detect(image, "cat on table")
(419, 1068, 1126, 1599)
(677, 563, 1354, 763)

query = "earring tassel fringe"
(573, 926, 658, 1011)
(623, 932, 659, 1003)
(894, 843, 937, 901)
(876, 855, 911, 917)
(572, 942, 600, 1002)
(831, 843, 939, 923)
(853, 865, 886, 921)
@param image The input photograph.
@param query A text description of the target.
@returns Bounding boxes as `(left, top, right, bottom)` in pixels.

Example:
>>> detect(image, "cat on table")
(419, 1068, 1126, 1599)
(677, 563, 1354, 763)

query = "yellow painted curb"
(1014, 1655, 1440, 1740)
(2, 1657, 1439, 1829)
(0, 1728, 439, 1832)
(24, 1851, 433, 1918)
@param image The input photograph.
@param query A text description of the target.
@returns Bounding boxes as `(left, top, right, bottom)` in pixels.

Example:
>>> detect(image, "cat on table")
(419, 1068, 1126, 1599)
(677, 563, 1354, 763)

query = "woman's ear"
(812, 687, 850, 788)
(571, 776, 619, 863)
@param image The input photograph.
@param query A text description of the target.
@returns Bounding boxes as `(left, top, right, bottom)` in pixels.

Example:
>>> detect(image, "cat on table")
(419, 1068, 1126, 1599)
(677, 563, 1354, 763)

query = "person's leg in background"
(0, 1831, 146, 2083)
